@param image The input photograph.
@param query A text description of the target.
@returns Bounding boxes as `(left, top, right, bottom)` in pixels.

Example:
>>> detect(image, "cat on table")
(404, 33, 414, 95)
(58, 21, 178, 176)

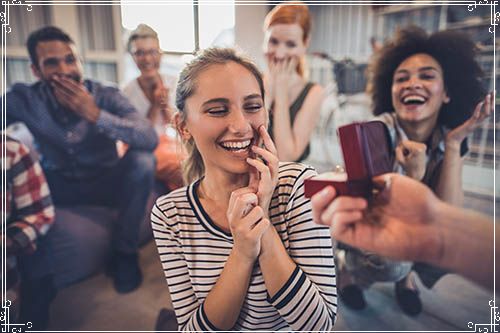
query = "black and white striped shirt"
(151, 162, 337, 331)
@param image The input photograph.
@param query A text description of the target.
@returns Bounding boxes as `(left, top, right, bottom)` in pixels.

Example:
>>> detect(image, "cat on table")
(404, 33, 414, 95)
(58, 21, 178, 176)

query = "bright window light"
(199, 2, 235, 48)
(120, 1, 234, 53)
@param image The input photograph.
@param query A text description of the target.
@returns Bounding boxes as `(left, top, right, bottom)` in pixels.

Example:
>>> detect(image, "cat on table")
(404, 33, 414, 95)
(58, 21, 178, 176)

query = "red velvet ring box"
(304, 120, 394, 198)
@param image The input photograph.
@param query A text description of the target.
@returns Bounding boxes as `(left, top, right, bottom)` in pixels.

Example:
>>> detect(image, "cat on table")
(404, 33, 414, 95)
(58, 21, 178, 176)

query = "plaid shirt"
(2, 135, 54, 320)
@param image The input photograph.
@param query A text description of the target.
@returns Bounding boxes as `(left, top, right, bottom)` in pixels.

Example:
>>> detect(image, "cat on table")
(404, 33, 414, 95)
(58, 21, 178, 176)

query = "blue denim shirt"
(3, 80, 158, 180)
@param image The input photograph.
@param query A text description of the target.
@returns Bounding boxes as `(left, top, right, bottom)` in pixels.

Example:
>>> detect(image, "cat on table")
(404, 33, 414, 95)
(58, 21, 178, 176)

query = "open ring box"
(304, 120, 394, 199)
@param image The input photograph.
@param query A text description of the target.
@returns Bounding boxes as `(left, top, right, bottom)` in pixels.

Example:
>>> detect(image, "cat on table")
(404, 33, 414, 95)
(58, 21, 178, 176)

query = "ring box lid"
(339, 120, 394, 181)
(304, 120, 393, 198)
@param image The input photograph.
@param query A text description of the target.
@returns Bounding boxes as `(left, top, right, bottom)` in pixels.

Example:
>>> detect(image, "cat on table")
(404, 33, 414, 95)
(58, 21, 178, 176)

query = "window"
(5, 5, 51, 87)
(4, 4, 123, 86)
(6, 5, 51, 47)
(120, 1, 235, 54)
(120, 1, 234, 83)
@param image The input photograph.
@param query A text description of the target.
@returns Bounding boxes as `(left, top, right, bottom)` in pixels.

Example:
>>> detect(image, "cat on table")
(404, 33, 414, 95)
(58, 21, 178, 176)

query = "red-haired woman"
(263, 3, 324, 162)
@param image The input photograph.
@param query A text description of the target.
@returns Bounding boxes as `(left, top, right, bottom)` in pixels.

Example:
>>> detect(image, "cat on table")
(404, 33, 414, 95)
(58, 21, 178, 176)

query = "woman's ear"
(174, 112, 191, 141)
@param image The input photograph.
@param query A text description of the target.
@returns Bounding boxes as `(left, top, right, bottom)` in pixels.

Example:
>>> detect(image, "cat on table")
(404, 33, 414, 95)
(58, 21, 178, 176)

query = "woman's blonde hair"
(175, 47, 265, 184)
(127, 24, 159, 53)
(263, 2, 312, 77)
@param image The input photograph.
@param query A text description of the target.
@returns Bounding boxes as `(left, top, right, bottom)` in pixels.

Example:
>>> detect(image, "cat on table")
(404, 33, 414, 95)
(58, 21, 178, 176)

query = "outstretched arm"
(311, 173, 496, 290)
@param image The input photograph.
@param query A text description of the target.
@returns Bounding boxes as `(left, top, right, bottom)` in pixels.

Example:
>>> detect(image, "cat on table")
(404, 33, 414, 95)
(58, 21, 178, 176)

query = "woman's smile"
(218, 137, 254, 158)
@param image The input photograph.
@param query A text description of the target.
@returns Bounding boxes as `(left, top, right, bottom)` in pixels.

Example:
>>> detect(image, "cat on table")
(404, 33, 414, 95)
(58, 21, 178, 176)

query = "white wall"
(234, 4, 269, 70)
(308, 5, 380, 63)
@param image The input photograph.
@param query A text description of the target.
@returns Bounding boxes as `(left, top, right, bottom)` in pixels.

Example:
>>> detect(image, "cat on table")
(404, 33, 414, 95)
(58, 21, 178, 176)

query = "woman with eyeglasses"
(123, 24, 183, 191)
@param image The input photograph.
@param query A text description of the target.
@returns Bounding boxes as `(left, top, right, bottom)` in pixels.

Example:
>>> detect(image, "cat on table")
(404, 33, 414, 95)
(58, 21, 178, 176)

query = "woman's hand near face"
(274, 56, 298, 96)
(147, 79, 170, 124)
(153, 83, 169, 108)
(227, 188, 270, 263)
(247, 125, 280, 215)
(395, 140, 427, 180)
(432, 93, 493, 205)
(445, 92, 494, 150)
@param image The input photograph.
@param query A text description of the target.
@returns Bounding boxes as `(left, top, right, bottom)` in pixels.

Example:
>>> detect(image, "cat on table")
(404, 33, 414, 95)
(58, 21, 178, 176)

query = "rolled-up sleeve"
(95, 86, 158, 151)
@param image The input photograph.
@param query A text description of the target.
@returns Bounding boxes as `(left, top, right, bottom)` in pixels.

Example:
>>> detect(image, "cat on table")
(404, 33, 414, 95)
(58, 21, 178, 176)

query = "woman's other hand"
(274, 56, 298, 94)
(395, 140, 427, 180)
(445, 92, 494, 150)
(227, 188, 270, 263)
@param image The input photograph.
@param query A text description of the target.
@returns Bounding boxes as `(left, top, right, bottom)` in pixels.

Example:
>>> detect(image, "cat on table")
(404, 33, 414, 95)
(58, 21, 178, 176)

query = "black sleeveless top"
(269, 82, 315, 162)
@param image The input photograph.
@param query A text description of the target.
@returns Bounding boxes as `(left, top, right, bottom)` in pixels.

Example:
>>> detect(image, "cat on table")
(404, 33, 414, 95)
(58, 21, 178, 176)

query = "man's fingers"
(53, 76, 82, 94)
(58, 75, 83, 89)
(53, 87, 76, 109)
(311, 186, 336, 225)
(328, 216, 359, 247)
(51, 78, 76, 95)
(320, 196, 367, 225)
(329, 211, 364, 235)
(53, 85, 73, 101)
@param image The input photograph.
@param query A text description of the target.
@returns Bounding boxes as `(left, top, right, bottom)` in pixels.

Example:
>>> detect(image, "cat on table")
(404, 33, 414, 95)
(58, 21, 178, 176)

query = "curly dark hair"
(369, 26, 486, 129)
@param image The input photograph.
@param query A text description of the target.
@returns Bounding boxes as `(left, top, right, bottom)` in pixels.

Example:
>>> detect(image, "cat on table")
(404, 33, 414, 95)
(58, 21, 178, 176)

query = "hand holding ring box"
(304, 120, 394, 198)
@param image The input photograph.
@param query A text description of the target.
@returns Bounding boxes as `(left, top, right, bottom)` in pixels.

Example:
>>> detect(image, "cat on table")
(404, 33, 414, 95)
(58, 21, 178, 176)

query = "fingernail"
(359, 199, 368, 209)
(320, 187, 331, 197)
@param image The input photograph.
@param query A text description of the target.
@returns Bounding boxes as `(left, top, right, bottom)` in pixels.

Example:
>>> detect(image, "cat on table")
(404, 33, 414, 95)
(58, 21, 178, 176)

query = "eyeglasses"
(132, 49, 162, 57)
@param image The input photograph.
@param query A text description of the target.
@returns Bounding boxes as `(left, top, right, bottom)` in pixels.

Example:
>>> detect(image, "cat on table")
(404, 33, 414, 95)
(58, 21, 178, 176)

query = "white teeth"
(403, 95, 426, 103)
(220, 140, 251, 150)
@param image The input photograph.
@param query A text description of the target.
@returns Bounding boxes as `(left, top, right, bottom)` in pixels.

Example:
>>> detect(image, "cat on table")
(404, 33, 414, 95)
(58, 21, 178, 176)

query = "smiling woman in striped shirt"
(151, 47, 337, 331)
